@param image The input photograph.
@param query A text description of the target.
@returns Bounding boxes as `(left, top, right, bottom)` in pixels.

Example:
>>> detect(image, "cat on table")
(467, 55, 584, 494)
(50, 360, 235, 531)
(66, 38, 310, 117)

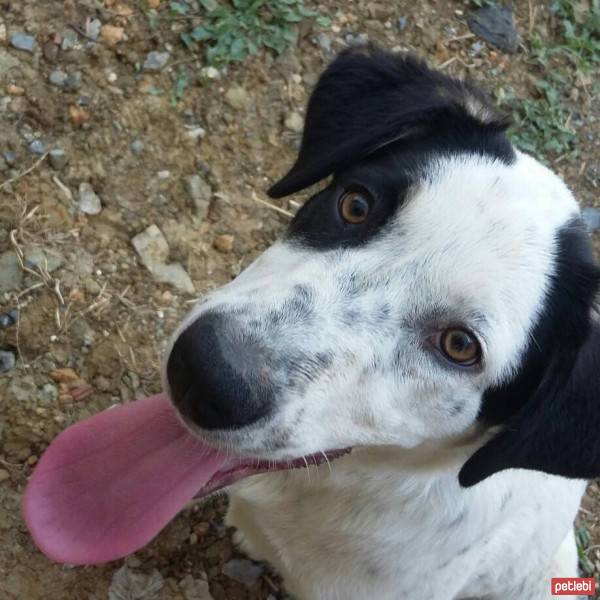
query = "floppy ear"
(460, 223, 600, 487)
(268, 45, 511, 198)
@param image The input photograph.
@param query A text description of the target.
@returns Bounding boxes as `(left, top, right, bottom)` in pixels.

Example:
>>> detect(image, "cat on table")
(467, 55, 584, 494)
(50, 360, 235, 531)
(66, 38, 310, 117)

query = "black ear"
(268, 45, 511, 198)
(460, 222, 600, 487)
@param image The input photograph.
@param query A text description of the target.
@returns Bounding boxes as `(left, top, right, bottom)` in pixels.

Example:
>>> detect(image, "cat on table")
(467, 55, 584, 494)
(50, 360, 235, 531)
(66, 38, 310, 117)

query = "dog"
(162, 47, 600, 599)
(22, 46, 599, 599)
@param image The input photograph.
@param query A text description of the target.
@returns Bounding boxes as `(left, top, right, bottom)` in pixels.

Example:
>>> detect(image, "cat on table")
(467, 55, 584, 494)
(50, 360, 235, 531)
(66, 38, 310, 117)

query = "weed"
(496, 0, 599, 161)
(576, 526, 596, 576)
(172, 0, 330, 66)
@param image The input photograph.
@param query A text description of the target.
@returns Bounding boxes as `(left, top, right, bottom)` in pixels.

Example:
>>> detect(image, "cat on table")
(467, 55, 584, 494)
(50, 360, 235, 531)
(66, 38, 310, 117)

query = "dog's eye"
(339, 191, 371, 224)
(439, 328, 481, 366)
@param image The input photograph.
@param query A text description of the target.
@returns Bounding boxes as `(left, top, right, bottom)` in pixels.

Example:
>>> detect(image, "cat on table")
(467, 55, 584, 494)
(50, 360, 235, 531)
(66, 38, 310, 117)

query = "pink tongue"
(23, 394, 228, 565)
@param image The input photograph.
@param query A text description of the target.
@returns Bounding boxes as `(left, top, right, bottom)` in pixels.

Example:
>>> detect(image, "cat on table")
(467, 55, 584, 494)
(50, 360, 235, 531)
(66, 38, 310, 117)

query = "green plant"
(496, 0, 599, 161)
(173, 0, 330, 66)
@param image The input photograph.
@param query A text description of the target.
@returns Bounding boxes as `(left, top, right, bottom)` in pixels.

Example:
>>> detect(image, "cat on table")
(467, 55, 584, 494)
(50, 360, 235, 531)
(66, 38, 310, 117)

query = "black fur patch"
(268, 46, 513, 199)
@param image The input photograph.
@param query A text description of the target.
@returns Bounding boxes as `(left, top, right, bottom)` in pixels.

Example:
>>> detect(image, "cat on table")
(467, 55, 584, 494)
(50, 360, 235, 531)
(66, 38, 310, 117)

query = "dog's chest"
(226, 459, 585, 600)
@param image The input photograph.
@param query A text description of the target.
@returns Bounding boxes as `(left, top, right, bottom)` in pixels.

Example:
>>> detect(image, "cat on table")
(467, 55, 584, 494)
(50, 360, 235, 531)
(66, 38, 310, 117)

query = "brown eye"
(439, 328, 481, 366)
(339, 191, 371, 224)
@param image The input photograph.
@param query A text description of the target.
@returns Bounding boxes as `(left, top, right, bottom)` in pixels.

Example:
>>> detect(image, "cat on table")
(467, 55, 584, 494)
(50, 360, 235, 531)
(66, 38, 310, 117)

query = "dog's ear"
(268, 45, 510, 198)
(460, 223, 600, 487)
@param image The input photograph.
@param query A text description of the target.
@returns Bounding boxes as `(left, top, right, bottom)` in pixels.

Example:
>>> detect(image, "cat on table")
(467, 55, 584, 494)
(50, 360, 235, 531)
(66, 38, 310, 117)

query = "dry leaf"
(114, 3, 134, 17)
(50, 368, 79, 383)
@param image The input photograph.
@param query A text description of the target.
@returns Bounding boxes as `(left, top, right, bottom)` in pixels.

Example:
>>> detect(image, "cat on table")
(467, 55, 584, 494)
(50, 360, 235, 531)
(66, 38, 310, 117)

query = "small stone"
(345, 32, 369, 47)
(0, 22, 6, 44)
(49, 367, 79, 383)
(148, 263, 194, 294)
(78, 182, 102, 215)
(131, 139, 144, 155)
(317, 33, 332, 54)
(185, 174, 212, 219)
(179, 574, 214, 600)
(86, 18, 102, 41)
(49, 70, 68, 88)
(29, 139, 47, 155)
(10, 33, 36, 53)
(143, 51, 170, 71)
(61, 30, 78, 51)
(0, 469, 9, 482)
(200, 66, 220, 80)
(64, 72, 82, 92)
(581, 207, 600, 233)
(222, 559, 264, 586)
(0, 310, 19, 330)
(225, 86, 251, 111)
(7, 84, 25, 96)
(284, 111, 303, 133)
(108, 566, 164, 600)
(157, 170, 170, 180)
(213, 234, 234, 253)
(132, 224, 170, 266)
(3, 151, 16, 167)
(468, 5, 520, 54)
(24, 247, 64, 272)
(100, 24, 125, 46)
(48, 148, 68, 170)
(69, 105, 90, 126)
(42, 41, 59, 62)
(0, 350, 16, 373)
(0, 251, 22, 292)
(397, 16, 408, 31)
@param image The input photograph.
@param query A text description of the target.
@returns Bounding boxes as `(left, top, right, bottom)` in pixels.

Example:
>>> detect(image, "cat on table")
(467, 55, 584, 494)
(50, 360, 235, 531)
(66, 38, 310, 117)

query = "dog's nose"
(166, 312, 274, 430)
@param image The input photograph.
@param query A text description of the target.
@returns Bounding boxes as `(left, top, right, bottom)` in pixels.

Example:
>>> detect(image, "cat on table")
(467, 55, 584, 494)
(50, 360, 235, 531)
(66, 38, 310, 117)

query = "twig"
(68, 23, 97, 43)
(446, 33, 475, 44)
(437, 56, 457, 70)
(52, 175, 73, 201)
(252, 192, 293, 218)
(12, 294, 28, 368)
(0, 153, 49, 190)
(528, 0, 535, 37)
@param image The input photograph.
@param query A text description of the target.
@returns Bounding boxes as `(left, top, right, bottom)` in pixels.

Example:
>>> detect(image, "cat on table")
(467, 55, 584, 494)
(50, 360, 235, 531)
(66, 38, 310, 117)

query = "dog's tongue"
(23, 394, 229, 565)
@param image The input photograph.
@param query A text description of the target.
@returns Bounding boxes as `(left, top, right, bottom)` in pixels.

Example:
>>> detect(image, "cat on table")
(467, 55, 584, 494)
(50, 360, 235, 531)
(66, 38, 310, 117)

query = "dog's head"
(166, 47, 600, 486)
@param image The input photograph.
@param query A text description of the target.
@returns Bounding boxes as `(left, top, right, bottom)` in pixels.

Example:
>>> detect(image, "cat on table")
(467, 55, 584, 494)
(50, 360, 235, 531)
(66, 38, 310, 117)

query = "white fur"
(165, 151, 586, 599)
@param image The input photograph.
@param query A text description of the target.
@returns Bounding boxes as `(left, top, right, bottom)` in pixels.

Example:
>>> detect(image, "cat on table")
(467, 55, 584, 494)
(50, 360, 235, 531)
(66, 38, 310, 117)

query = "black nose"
(167, 312, 274, 430)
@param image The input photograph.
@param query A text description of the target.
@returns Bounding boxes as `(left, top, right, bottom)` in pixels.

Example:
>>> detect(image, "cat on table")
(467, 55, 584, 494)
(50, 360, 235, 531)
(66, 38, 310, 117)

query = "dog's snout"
(167, 313, 273, 430)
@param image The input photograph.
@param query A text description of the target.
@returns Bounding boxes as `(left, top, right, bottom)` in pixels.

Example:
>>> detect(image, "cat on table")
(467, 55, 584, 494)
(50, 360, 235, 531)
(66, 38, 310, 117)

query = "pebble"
(143, 51, 170, 71)
(200, 66, 221, 80)
(284, 111, 304, 133)
(222, 559, 264, 586)
(345, 32, 369, 47)
(48, 148, 68, 170)
(3, 151, 16, 167)
(78, 182, 102, 215)
(581, 207, 600, 233)
(0, 469, 9, 483)
(49, 70, 68, 88)
(0, 251, 23, 292)
(0, 309, 19, 329)
(42, 41, 59, 62)
(213, 234, 234, 253)
(86, 18, 102, 41)
(132, 225, 194, 293)
(29, 139, 47, 155)
(24, 247, 64, 272)
(61, 30, 78, 51)
(131, 139, 144, 155)
(64, 72, 82, 92)
(7, 84, 25, 96)
(225, 86, 251, 111)
(10, 32, 36, 53)
(397, 16, 408, 31)
(317, 32, 332, 54)
(185, 174, 212, 219)
(0, 350, 16, 373)
(108, 566, 164, 600)
(468, 5, 520, 54)
(179, 574, 214, 600)
(0, 21, 6, 44)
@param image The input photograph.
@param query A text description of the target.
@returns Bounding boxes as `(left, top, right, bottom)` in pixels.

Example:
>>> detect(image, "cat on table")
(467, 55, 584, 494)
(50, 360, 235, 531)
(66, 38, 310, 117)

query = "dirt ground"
(1, 1, 599, 599)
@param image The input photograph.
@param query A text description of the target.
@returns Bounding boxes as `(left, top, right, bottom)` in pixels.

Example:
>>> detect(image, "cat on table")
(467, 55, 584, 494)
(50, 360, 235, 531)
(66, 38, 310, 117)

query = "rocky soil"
(1, 1, 599, 598)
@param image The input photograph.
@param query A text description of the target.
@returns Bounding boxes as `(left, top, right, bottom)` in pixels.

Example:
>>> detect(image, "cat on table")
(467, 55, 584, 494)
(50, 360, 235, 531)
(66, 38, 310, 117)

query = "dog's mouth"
(23, 394, 350, 566)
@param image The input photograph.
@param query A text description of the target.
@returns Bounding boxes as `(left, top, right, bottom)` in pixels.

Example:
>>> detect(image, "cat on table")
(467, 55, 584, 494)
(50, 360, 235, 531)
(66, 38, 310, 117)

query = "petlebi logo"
(551, 577, 596, 596)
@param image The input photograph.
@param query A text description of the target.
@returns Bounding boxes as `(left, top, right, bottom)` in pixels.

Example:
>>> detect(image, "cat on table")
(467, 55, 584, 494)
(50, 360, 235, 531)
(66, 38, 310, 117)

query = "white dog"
(24, 47, 599, 600)
(164, 48, 599, 600)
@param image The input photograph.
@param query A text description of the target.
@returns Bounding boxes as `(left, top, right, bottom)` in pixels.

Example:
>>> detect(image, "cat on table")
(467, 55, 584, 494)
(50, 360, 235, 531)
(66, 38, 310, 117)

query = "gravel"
(49, 70, 68, 87)
(0, 350, 16, 373)
(0, 309, 19, 330)
(185, 174, 212, 219)
(284, 111, 303, 133)
(10, 32, 36, 52)
(225, 86, 251, 111)
(48, 148, 68, 170)
(131, 139, 144, 155)
(468, 5, 520, 54)
(0, 251, 23, 292)
(143, 51, 170, 71)
(29, 139, 47, 155)
(3, 150, 16, 167)
(78, 182, 103, 215)
(222, 559, 265, 586)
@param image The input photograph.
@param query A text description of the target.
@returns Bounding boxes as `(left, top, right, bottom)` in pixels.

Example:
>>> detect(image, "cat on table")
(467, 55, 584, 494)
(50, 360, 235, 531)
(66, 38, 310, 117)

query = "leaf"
(169, 1, 189, 14)
(191, 26, 214, 41)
